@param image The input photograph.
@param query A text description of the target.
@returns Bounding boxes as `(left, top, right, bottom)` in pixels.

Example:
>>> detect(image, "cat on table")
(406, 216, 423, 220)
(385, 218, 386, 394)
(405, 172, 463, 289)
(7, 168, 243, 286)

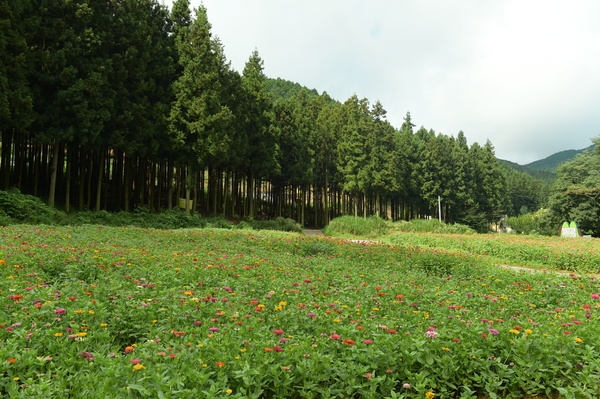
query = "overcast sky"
(169, 0, 600, 164)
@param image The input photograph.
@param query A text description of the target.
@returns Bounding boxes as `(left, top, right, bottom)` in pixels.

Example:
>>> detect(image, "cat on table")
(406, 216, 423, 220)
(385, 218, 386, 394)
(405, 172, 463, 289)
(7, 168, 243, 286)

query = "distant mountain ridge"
(523, 146, 593, 171)
(500, 145, 594, 184)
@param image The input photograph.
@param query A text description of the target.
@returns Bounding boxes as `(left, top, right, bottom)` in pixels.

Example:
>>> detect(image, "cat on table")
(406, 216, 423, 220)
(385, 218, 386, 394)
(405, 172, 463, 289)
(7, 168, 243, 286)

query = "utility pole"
(438, 196, 442, 223)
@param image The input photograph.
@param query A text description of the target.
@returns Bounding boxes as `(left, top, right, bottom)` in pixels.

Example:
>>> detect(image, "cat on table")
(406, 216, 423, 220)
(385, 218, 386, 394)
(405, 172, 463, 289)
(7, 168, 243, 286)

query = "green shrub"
(391, 219, 476, 234)
(243, 216, 302, 233)
(0, 188, 64, 224)
(505, 213, 538, 234)
(323, 215, 389, 238)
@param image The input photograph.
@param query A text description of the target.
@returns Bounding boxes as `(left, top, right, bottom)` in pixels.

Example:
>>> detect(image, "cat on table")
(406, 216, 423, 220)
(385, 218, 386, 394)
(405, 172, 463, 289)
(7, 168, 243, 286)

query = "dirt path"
(302, 229, 325, 236)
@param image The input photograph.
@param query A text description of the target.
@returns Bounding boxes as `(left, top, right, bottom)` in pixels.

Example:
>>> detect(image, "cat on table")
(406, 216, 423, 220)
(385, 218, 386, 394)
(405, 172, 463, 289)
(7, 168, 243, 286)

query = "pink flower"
(403, 383, 411, 389)
(131, 359, 142, 364)
(425, 330, 438, 338)
(54, 308, 66, 315)
(307, 312, 317, 318)
(489, 329, 500, 335)
(209, 327, 219, 332)
(362, 339, 374, 345)
(591, 293, 600, 300)
(273, 329, 284, 335)
(330, 334, 341, 340)
(365, 373, 372, 379)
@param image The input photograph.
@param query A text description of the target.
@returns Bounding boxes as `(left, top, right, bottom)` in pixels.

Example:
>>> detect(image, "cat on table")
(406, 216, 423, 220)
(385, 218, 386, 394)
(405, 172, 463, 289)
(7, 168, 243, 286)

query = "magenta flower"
(489, 329, 500, 335)
(591, 293, 600, 299)
(54, 308, 66, 315)
(209, 327, 219, 332)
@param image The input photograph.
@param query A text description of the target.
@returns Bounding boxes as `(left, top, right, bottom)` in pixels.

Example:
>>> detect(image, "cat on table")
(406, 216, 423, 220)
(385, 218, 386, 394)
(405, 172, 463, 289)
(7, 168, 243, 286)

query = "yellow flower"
(509, 329, 520, 334)
(54, 332, 63, 337)
(100, 323, 108, 327)
(226, 389, 233, 394)
(442, 347, 450, 351)
(525, 329, 533, 334)
(240, 348, 247, 353)
(74, 309, 84, 314)
(575, 337, 583, 343)
(333, 319, 341, 323)
(426, 391, 435, 399)
(88, 310, 95, 315)
(13, 377, 19, 381)
(279, 301, 287, 306)
(76, 332, 87, 337)
(274, 306, 283, 311)
(133, 364, 145, 371)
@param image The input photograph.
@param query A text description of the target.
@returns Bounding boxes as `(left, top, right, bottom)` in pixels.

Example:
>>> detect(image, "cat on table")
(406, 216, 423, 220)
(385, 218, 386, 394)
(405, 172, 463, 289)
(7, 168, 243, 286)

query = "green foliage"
(457, 209, 490, 233)
(0, 189, 64, 224)
(241, 216, 302, 233)
(391, 219, 476, 234)
(389, 231, 600, 273)
(505, 209, 557, 235)
(324, 215, 389, 238)
(544, 143, 600, 236)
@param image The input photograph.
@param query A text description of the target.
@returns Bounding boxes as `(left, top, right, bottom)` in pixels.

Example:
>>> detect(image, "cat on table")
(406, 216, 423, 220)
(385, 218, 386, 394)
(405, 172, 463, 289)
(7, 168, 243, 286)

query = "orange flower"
(6, 358, 16, 364)
(124, 346, 134, 353)
(215, 361, 225, 367)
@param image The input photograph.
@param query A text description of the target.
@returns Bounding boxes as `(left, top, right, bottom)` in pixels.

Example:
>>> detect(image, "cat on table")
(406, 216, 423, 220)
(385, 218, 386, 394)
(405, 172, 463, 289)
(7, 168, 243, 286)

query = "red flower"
(273, 346, 283, 352)
(273, 329, 284, 335)
(481, 333, 488, 338)
(343, 339, 355, 346)
(215, 361, 225, 367)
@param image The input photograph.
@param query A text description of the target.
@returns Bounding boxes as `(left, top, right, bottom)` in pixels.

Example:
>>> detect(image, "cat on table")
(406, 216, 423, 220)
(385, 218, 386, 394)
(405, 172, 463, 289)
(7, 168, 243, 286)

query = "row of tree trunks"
(1, 138, 438, 226)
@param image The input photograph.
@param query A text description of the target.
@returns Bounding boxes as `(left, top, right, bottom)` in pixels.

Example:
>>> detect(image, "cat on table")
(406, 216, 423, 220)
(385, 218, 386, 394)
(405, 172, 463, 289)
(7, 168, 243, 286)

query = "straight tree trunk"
(48, 142, 60, 208)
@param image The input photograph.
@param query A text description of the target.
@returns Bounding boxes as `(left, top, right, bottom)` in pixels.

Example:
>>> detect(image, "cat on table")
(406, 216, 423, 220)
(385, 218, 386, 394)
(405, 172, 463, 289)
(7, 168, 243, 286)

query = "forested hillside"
(0, 0, 549, 229)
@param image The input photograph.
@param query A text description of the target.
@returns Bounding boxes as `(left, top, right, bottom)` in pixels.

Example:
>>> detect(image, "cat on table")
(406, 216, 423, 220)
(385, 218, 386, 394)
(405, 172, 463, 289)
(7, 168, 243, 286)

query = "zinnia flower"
(425, 330, 438, 338)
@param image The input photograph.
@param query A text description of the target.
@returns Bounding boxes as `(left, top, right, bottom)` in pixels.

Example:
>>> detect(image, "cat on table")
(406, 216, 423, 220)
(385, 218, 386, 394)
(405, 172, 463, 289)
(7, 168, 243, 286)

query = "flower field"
(0, 225, 599, 398)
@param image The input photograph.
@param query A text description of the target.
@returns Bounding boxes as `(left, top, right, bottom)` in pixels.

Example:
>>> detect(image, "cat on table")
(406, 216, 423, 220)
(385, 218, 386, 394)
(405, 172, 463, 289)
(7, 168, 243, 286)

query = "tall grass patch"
(323, 215, 389, 238)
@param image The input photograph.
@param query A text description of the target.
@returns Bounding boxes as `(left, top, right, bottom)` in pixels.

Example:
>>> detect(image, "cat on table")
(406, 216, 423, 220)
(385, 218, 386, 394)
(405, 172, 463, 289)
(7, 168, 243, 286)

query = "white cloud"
(174, 0, 600, 164)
